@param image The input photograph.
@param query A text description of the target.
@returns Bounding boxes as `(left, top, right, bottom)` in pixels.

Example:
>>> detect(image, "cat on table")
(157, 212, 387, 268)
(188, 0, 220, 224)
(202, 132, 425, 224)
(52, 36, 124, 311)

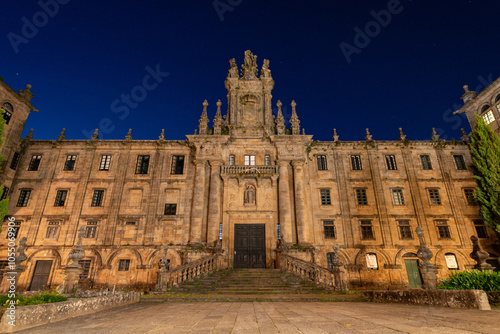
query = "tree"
(0, 109, 9, 233)
(469, 114, 500, 237)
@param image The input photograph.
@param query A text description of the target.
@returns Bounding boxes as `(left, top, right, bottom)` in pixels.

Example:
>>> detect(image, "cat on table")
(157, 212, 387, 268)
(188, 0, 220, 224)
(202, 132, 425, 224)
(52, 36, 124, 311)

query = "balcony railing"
(221, 165, 278, 175)
(279, 253, 341, 290)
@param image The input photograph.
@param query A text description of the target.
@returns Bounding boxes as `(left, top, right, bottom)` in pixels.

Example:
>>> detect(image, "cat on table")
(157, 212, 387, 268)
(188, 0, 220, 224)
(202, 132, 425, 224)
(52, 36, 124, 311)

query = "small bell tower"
(224, 50, 275, 138)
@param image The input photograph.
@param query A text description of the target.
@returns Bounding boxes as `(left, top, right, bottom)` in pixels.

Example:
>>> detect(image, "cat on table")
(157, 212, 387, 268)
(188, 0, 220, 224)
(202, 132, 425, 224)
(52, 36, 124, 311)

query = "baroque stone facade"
(0, 51, 498, 291)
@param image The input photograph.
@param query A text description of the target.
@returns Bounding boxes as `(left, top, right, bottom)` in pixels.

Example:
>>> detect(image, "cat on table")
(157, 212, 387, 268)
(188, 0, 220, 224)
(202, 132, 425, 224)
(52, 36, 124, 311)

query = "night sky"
(1, 0, 499, 142)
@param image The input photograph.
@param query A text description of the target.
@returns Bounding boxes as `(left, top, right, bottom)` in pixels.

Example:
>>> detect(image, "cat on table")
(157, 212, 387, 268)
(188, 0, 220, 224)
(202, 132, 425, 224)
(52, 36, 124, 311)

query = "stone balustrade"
(280, 253, 337, 289)
(156, 255, 219, 291)
(220, 165, 278, 175)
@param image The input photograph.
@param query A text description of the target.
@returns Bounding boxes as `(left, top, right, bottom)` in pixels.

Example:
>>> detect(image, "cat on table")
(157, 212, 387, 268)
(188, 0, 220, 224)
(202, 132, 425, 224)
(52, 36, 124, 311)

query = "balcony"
(221, 165, 278, 175)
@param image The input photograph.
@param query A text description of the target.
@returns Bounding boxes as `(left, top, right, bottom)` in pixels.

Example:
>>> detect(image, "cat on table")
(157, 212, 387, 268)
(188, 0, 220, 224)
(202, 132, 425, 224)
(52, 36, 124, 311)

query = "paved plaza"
(15, 301, 500, 334)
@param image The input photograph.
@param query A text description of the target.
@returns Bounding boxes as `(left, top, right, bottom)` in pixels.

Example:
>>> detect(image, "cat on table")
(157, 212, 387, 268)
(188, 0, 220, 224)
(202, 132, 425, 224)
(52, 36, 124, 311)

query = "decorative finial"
(91, 128, 99, 141)
(58, 128, 66, 141)
(470, 235, 493, 271)
(461, 84, 477, 103)
(26, 84, 32, 90)
(398, 127, 406, 142)
(461, 128, 470, 143)
(302, 128, 305, 135)
(290, 100, 300, 135)
(431, 127, 440, 141)
(275, 100, 285, 135)
(332, 128, 340, 142)
(261, 59, 271, 78)
(213, 100, 223, 135)
(198, 100, 209, 135)
(159, 129, 165, 141)
(125, 128, 132, 141)
(365, 128, 373, 142)
(26, 128, 34, 140)
(228, 58, 238, 78)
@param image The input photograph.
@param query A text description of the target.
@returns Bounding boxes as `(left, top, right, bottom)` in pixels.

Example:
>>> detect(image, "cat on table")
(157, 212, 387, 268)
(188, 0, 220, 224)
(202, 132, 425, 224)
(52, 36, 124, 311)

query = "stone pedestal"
(470, 235, 494, 271)
(419, 265, 439, 290)
(0, 268, 24, 294)
(62, 267, 83, 293)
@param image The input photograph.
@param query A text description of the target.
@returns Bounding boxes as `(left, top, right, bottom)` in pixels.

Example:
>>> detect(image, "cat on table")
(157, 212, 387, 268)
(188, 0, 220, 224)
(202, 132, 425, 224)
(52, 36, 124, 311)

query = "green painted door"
(405, 259, 423, 288)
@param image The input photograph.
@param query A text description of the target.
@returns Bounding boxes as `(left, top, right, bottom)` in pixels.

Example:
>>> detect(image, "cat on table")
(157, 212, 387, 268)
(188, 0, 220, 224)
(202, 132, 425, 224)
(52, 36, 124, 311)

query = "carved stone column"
(0, 237, 27, 294)
(190, 160, 207, 244)
(61, 227, 86, 293)
(292, 160, 310, 244)
(278, 160, 293, 244)
(207, 160, 222, 243)
(416, 226, 438, 290)
(330, 245, 346, 292)
(470, 236, 494, 271)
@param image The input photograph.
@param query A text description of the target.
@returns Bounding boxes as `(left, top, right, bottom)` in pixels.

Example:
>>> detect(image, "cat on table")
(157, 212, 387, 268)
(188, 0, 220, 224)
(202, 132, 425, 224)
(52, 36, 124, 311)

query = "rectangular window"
(118, 259, 130, 271)
(229, 154, 235, 166)
(54, 190, 68, 207)
(63, 155, 77, 171)
(244, 155, 256, 166)
(79, 260, 92, 280)
(454, 155, 466, 170)
(10, 152, 20, 170)
(323, 220, 336, 239)
(355, 188, 368, 205)
(135, 155, 150, 174)
(91, 190, 104, 207)
(16, 189, 31, 207)
(45, 222, 59, 239)
(317, 155, 327, 170)
(28, 155, 42, 171)
(392, 189, 405, 206)
(385, 155, 397, 170)
(264, 155, 271, 166)
(99, 155, 111, 171)
(351, 155, 362, 170)
(420, 155, 432, 170)
(360, 220, 374, 240)
(436, 220, 451, 239)
(483, 110, 495, 124)
(428, 189, 442, 205)
(320, 189, 331, 205)
(277, 223, 281, 240)
(171, 155, 185, 174)
(0, 186, 9, 201)
(164, 203, 177, 215)
(464, 188, 477, 206)
(125, 221, 136, 226)
(3, 110, 12, 124)
(474, 220, 489, 238)
(398, 220, 412, 239)
(219, 223, 223, 240)
(84, 225, 97, 238)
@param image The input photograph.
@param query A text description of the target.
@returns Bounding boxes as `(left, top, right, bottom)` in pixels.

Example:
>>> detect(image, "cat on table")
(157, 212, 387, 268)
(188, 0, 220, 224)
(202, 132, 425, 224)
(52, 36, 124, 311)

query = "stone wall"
(0, 292, 141, 333)
(363, 289, 491, 310)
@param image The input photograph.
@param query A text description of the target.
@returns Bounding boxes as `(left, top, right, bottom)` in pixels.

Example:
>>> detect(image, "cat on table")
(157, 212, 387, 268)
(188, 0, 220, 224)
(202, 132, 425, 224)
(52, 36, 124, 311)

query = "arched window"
(244, 185, 255, 204)
(481, 104, 490, 113)
(444, 253, 458, 270)
(365, 253, 378, 270)
(2, 102, 13, 124)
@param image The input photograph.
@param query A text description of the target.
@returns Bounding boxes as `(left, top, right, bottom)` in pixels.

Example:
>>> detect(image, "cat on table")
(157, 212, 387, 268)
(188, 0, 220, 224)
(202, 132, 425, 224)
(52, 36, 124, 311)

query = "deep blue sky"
(1, 0, 499, 141)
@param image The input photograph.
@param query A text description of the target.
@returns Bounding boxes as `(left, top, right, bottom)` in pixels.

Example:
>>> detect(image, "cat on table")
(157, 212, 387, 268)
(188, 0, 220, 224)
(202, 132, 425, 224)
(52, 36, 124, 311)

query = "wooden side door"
(404, 259, 423, 289)
(29, 260, 53, 291)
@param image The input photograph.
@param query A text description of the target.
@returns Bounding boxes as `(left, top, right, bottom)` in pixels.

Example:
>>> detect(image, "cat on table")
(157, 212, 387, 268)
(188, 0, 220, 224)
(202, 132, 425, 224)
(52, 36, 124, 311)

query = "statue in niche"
(244, 186, 256, 204)
(228, 58, 238, 78)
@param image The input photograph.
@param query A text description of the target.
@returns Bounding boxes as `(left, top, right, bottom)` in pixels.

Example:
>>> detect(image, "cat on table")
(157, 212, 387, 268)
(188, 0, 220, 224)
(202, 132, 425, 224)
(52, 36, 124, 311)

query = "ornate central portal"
(234, 224, 266, 268)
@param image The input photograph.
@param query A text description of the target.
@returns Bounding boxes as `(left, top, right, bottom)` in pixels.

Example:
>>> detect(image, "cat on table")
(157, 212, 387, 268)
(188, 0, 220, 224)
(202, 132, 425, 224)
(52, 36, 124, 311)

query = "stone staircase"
(143, 268, 361, 302)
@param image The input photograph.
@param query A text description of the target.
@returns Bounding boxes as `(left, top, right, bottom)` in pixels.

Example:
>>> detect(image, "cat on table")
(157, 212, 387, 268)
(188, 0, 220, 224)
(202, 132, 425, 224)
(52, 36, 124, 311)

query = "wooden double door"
(29, 260, 53, 291)
(234, 224, 266, 268)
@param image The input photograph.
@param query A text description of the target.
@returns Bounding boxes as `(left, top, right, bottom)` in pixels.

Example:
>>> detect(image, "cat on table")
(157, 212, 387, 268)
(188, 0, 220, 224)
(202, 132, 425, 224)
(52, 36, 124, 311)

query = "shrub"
(0, 291, 67, 307)
(437, 270, 500, 292)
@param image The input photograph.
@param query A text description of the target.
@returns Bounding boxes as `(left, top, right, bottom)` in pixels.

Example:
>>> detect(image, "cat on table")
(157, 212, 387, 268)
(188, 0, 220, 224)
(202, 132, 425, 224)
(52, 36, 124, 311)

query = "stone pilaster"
(190, 160, 207, 244)
(278, 160, 293, 244)
(292, 160, 310, 244)
(207, 160, 222, 243)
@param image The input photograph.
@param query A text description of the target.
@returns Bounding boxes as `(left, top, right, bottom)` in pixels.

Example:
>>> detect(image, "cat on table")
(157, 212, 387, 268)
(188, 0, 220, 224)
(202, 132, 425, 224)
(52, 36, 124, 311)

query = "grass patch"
(0, 291, 67, 307)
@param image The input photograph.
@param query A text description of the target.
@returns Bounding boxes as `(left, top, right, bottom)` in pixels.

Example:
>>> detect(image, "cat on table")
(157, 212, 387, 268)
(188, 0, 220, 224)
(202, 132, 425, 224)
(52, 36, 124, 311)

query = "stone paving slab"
(12, 302, 500, 334)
